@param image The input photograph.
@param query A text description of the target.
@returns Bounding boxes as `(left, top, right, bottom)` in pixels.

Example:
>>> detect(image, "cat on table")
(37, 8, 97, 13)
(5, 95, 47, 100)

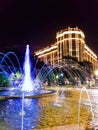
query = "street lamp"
(56, 75, 59, 86)
(95, 70, 98, 78)
(56, 75, 59, 79)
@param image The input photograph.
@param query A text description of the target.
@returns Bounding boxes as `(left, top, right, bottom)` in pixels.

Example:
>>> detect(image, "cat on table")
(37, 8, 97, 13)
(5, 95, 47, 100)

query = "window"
(64, 34, 68, 38)
(72, 33, 75, 38)
(57, 37, 60, 41)
(72, 51, 76, 56)
(78, 34, 81, 38)
(72, 40, 76, 50)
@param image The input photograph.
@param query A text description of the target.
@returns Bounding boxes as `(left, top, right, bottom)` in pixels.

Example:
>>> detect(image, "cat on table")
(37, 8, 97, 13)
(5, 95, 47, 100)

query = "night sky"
(0, 0, 98, 55)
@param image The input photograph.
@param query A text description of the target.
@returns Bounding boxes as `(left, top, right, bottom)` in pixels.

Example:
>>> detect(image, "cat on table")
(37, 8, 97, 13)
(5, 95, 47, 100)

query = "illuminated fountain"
(78, 87, 98, 130)
(0, 45, 56, 130)
(0, 45, 56, 98)
(22, 45, 33, 92)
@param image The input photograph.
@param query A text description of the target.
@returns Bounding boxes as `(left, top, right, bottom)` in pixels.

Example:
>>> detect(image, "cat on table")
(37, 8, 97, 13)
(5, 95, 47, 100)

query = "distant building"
(35, 27, 98, 70)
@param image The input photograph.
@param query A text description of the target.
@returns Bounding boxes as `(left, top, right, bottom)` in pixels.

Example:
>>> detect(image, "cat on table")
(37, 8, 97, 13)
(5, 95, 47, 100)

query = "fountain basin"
(0, 87, 57, 100)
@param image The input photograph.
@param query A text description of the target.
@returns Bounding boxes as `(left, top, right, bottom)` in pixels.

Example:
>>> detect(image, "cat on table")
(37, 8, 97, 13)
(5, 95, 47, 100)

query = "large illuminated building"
(35, 27, 98, 70)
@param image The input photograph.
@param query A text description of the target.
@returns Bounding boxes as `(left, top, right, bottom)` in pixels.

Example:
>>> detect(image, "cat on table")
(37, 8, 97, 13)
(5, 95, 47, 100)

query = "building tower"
(56, 27, 85, 63)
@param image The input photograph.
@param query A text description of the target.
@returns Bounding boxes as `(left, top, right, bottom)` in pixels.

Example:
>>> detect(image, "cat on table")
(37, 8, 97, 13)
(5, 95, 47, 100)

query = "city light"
(95, 70, 98, 77)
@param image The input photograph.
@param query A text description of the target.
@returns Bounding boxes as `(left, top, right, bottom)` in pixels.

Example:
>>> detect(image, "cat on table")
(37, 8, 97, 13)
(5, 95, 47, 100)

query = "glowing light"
(38, 50, 57, 58)
(95, 70, 98, 77)
(35, 45, 57, 55)
(57, 37, 85, 43)
(56, 75, 59, 79)
(61, 73, 63, 77)
(56, 30, 85, 38)
(22, 45, 33, 92)
(85, 45, 97, 58)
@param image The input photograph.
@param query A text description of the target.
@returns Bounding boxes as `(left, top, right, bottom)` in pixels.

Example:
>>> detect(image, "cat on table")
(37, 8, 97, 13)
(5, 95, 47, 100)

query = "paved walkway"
(34, 87, 88, 130)
(34, 124, 85, 130)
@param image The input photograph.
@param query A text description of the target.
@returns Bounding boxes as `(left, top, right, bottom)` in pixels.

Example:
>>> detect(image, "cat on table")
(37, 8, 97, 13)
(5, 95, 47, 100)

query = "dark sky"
(0, 0, 98, 55)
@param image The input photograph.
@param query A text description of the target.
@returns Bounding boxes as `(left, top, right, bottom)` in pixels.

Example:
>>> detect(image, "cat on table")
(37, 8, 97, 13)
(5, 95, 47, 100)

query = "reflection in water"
(0, 98, 41, 130)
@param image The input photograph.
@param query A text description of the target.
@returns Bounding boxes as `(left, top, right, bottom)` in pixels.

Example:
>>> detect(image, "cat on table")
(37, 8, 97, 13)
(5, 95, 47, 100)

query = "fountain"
(0, 45, 56, 99)
(22, 45, 33, 92)
(0, 45, 57, 130)
(78, 86, 98, 130)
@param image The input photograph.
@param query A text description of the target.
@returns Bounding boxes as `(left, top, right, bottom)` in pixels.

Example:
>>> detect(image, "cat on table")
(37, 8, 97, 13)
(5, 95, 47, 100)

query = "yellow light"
(85, 45, 97, 58)
(57, 37, 85, 44)
(95, 70, 98, 76)
(35, 45, 57, 55)
(56, 75, 59, 79)
(56, 30, 85, 38)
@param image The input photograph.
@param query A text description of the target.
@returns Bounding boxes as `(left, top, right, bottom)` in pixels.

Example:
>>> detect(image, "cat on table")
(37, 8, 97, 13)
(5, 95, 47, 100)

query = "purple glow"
(22, 45, 33, 91)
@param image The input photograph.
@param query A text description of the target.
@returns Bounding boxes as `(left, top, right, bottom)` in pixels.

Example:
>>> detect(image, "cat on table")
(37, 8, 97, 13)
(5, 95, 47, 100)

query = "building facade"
(35, 27, 98, 70)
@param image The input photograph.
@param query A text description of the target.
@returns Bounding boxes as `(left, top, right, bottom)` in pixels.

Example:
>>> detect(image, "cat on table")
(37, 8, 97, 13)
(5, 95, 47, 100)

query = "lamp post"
(60, 73, 65, 86)
(56, 75, 59, 86)
(95, 70, 98, 77)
